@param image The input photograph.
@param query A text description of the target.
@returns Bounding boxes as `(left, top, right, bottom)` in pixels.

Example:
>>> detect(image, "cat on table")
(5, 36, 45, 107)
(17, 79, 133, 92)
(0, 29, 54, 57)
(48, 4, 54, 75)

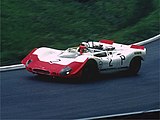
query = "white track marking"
(77, 109, 160, 120)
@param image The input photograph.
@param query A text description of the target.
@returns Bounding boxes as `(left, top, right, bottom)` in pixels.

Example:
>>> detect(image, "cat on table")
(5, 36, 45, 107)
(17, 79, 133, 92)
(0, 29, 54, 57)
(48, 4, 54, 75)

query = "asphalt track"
(1, 40, 160, 119)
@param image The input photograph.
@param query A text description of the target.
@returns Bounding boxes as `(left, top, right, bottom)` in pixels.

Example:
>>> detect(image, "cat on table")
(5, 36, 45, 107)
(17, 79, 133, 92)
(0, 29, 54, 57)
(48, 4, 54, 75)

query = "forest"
(1, 0, 159, 65)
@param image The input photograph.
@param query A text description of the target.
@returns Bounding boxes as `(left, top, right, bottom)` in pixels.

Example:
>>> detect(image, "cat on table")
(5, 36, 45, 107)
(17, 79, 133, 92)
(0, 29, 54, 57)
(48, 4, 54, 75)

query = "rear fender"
(132, 56, 143, 61)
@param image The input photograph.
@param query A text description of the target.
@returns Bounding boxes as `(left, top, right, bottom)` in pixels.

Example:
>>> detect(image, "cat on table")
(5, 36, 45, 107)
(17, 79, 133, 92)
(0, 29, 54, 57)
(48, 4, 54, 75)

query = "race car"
(21, 40, 146, 80)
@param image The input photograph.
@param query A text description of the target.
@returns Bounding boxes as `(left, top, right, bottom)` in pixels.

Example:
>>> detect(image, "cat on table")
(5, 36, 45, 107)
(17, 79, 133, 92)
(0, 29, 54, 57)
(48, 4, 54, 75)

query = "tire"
(81, 60, 98, 80)
(128, 57, 141, 75)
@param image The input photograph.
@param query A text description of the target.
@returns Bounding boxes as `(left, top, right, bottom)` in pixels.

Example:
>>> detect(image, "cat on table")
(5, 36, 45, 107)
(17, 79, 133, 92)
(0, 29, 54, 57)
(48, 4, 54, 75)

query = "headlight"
(60, 66, 72, 76)
(26, 59, 32, 67)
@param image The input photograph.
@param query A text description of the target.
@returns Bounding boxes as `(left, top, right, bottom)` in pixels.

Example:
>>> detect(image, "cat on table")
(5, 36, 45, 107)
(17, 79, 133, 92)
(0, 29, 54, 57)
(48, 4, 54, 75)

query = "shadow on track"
(25, 71, 139, 84)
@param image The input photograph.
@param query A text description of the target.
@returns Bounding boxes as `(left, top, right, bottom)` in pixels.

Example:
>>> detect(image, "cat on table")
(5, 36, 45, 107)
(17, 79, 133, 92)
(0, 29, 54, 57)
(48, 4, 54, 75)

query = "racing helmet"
(78, 43, 87, 54)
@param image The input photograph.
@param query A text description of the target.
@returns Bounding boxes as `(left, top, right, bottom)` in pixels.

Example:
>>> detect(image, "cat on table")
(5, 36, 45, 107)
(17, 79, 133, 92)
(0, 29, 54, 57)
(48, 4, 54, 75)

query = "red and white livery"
(21, 40, 146, 79)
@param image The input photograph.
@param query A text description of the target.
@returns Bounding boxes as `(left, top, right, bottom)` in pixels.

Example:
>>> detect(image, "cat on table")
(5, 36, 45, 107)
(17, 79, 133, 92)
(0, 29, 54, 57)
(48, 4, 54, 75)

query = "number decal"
(109, 59, 113, 67)
(120, 55, 125, 65)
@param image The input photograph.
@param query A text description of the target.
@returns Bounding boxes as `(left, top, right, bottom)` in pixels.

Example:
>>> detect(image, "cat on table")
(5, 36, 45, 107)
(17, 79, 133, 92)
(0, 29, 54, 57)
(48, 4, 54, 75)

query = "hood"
(33, 47, 88, 65)
(21, 47, 89, 77)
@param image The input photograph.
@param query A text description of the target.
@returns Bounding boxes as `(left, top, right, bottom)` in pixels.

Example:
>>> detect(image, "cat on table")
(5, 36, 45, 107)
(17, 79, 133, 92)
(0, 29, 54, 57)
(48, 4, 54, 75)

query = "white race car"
(21, 40, 146, 80)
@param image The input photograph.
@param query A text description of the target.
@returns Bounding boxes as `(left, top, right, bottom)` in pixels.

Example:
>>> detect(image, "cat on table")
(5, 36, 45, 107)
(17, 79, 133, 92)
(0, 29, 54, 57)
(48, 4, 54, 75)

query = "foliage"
(1, 0, 159, 65)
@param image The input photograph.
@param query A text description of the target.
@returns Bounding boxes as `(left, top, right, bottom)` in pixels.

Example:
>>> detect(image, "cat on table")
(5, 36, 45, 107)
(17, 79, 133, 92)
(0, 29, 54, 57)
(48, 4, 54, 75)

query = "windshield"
(66, 47, 78, 53)
(59, 47, 79, 58)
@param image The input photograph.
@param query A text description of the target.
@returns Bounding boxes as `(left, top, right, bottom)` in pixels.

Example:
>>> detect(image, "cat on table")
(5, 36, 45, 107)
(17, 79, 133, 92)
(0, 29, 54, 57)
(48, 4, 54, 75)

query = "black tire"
(81, 60, 99, 80)
(128, 57, 141, 75)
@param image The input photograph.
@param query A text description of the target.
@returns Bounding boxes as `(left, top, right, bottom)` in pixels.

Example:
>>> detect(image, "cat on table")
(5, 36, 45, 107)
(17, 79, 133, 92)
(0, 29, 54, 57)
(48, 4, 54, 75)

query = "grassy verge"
(1, 0, 159, 65)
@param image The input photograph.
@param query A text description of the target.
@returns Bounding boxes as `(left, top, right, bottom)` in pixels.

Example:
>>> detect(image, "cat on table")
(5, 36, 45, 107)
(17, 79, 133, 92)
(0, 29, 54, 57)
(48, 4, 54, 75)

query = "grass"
(1, 0, 160, 65)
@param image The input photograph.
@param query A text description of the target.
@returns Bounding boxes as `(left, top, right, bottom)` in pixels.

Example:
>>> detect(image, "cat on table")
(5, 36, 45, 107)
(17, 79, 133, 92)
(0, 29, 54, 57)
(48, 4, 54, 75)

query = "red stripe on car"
(99, 40, 114, 44)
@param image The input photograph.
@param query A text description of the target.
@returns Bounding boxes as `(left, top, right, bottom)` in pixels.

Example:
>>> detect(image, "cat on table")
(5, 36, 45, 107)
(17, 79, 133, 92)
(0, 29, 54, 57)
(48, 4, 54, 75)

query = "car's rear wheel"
(81, 60, 99, 80)
(128, 57, 141, 75)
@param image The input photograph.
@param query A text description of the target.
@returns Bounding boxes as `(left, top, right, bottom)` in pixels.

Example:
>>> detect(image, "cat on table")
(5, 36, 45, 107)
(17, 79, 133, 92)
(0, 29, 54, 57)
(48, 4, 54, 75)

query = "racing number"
(120, 55, 125, 65)
(109, 59, 113, 67)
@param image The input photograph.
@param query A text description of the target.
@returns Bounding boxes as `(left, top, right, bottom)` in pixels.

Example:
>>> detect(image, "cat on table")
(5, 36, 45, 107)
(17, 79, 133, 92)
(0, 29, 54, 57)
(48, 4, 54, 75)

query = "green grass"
(1, 0, 160, 65)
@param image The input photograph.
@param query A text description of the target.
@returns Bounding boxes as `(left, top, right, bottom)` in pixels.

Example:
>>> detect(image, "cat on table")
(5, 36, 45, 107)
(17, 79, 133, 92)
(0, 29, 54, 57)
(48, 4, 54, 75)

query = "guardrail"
(0, 64, 25, 72)
(0, 34, 160, 72)
(134, 34, 160, 45)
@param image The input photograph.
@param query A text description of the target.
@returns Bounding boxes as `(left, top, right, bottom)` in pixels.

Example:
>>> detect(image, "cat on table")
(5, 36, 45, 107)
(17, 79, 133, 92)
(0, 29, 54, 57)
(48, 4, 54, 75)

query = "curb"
(0, 34, 160, 72)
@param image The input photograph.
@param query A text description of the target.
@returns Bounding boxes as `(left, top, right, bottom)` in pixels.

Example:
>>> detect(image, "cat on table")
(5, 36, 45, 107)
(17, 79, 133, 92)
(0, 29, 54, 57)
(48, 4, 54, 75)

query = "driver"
(78, 43, 87, 55)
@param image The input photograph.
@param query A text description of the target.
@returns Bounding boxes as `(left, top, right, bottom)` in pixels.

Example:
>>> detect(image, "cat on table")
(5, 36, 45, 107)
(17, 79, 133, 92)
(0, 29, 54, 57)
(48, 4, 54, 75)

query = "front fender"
(21, 48, 37, 65)
(66, 58, 88, 77)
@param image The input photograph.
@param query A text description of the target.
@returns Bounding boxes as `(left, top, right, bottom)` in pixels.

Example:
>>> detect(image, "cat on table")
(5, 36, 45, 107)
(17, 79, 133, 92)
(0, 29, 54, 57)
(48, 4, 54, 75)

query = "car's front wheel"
(81, 60, 99, 80)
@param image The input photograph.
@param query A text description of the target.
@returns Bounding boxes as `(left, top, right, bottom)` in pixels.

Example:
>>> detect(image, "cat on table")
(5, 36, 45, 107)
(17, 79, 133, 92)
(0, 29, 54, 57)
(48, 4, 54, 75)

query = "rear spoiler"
(130, 45, 145, 50)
